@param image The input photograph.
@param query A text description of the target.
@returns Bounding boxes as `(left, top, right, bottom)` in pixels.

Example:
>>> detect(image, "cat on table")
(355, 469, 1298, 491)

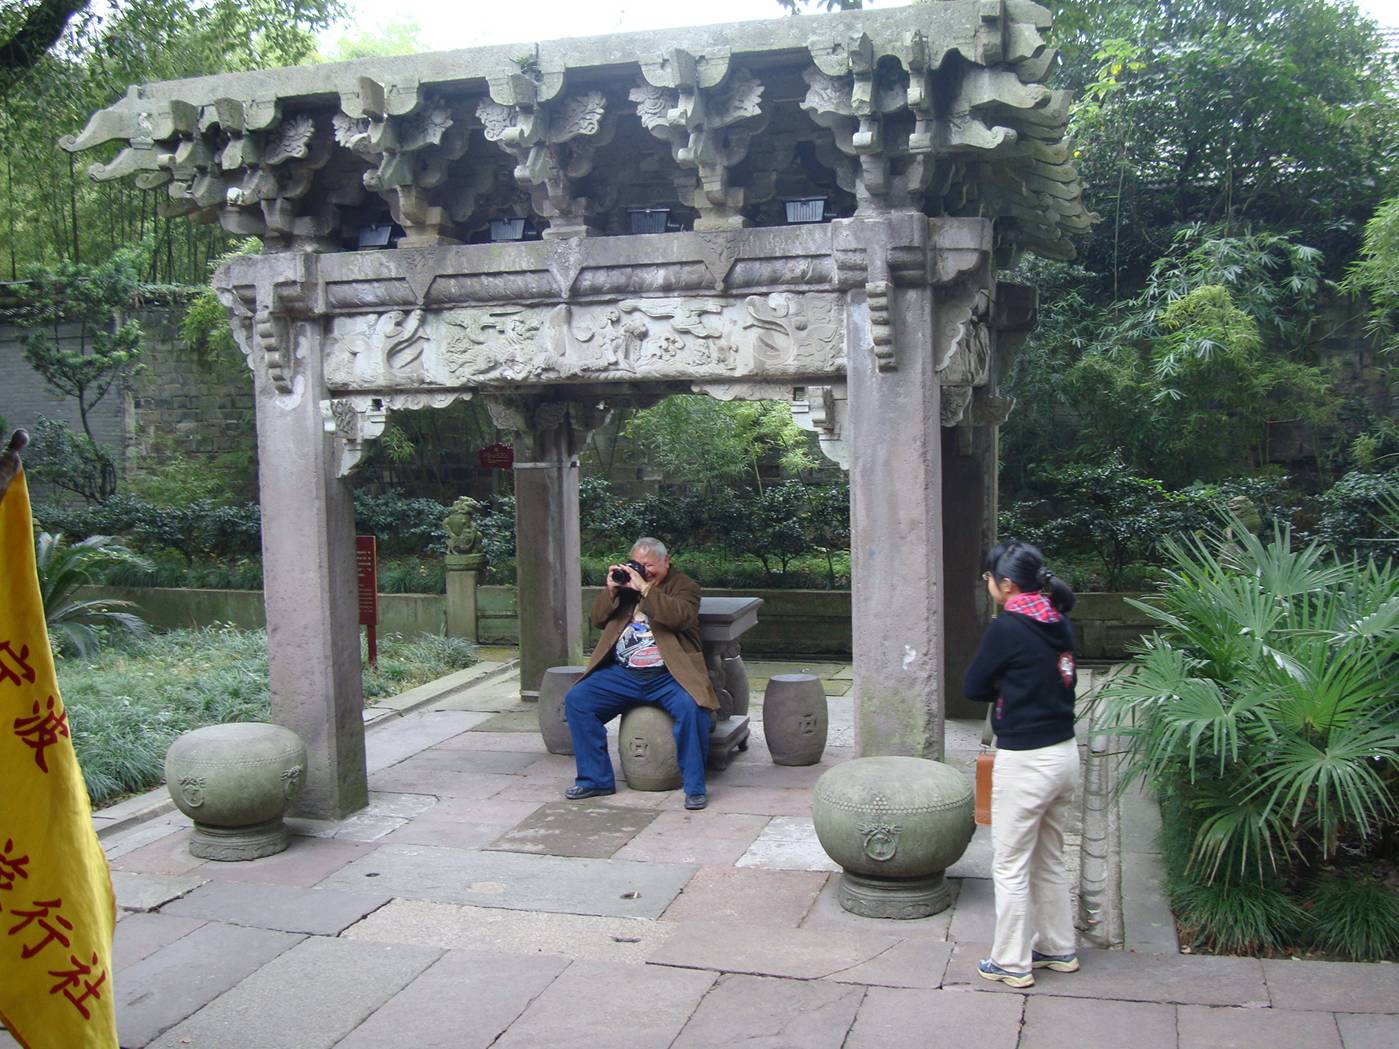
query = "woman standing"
(965, 540, 1080, 988)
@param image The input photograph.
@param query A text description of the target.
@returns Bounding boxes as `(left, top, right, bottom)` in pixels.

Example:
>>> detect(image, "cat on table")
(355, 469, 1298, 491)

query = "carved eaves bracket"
(630, 49, 770, 231)
(478, 75, 615, 239)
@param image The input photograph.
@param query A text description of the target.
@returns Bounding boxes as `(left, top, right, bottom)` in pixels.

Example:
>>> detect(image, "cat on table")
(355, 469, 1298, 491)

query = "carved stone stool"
(618, 705, 683, 791)
(164, 723, 307, 861)
(762, 673, 828, 766)
(538, 665, 586, 755)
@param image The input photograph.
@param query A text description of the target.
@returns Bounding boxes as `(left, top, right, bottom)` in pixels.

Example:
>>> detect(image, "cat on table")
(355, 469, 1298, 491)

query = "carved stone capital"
(214, 253, 322, 397)
(320, 397, 388, 476)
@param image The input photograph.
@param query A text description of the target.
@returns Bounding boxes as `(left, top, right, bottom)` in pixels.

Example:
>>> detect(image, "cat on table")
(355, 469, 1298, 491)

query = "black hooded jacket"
(963, 610, 1078, 750)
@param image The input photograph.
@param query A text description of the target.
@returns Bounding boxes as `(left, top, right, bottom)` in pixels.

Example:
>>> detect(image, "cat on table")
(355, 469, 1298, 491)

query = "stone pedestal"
(165, 723, 307, 860)
(445, 553, 484, 641)
(538, 664, 585, 755)
(811, 755, 974, 918)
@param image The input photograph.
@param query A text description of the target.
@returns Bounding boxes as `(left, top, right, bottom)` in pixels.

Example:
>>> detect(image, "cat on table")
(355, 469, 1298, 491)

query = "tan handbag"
(974, 707, 994, 827)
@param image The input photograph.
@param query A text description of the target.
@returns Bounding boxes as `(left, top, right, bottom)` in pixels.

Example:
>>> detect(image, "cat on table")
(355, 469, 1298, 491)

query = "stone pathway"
(13, 656, 1396, 1049)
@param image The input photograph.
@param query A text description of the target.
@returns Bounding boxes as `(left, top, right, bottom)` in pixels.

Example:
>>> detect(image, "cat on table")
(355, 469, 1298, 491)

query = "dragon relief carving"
(378, 294, 845, 387)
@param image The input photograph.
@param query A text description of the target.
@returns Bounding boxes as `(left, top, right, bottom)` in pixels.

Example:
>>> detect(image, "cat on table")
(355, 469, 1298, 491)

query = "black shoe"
(564, 785, 615, 800)
(684, 793, 708, 810)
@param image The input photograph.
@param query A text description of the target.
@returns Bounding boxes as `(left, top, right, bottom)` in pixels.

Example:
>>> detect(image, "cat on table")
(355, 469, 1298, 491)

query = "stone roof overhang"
(60, 1, 1093, 261)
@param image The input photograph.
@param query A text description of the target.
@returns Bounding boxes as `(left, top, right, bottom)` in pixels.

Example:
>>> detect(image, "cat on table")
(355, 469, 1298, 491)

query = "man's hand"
(606, 564, 626, 594)
(611, 563, 649, 597)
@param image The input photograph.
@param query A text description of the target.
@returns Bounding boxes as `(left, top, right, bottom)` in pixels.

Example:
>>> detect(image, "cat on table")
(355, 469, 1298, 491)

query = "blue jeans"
(564, 661, 711, 796)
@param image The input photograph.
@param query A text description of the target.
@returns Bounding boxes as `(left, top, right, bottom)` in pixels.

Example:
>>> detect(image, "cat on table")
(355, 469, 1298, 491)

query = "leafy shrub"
(1305, 871, 1399, 962)
(1096, 527, 1399, 885)
(1001, 459, 1216, 589)
(352, 491, 449, 557)
(1314, 469, 1399, 562)
(25, 416, 119, 504)
(37, 532, 151, 657)
(1170, 878, 1310, 955)
(63, 626, 477, 807)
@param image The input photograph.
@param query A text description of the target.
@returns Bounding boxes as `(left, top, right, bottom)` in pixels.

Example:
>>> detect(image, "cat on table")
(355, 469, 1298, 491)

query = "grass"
(59, 626, 476, 808)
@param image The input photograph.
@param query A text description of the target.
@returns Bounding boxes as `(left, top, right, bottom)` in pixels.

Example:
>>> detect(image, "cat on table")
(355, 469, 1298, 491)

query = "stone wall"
(79, 584, 1156, 662)
(0, 297, 255, 496)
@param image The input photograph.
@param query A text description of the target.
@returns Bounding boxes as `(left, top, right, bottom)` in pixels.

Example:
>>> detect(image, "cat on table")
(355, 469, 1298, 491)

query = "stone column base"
(837, 869, 952, 919)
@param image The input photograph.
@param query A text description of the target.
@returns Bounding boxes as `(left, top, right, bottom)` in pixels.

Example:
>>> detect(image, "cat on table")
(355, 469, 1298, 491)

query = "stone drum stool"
(165, 723, 307, 861)
(538, 665, 586, 755)
(763, 673, 828, 766)
(812, 756, 974, 918)
(618, 705, 683, 791)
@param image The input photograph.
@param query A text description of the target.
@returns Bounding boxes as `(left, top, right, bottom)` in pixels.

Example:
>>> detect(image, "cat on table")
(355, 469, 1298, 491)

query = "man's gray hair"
(631, 537, 668, 559)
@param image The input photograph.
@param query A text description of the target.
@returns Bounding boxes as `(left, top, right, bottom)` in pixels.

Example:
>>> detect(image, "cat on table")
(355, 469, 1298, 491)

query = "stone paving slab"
(199, 835, 373, 886)
(710, 759, 833, 790)
(1335, 1013, 1399, 1049)
(1177, 1005, 1344, 1049)
(147, 935, 442, 1049)
(434, 728, 549, 752)
(423, 796, 545, 824)
(102, 815, 187, 859)
(472, 709, 542, 732)
(117, 920, 303, 1048)
(843, 986, 1024, 1049)
(160, 880, 392, 935)
(108, 827, 210, 877)
(371, 763, 523, 798)
(735, 815, 840, 872)
(484, 799, 658, 858)
(111, 870, 208, 912)
(381, 816, 516, 850)
(491, 960, 717, 1049)
(1020, 995, 1178, 1049)
(945, 875, 995, 944)
(320, 843, 698, 919)
(702, 786, 815, 816)
(336, 948, 568, 1049)
(378, 745, 541, 778)
(661, 864, 828, 928)
(650, 919, 904, 980)
(366, 710, 497, 771)
(374, 662, 514, 712)
(799, 872, 957, 940)
(1260, 958, 1399, 1014)
(113, 911, 206, 970)
(824, 937, 953, 989)
(671, 972, 865, 1049)
(613, 811, 769, 865)
(343, 897, 673, 963)
(947, 943, 1270, 1007)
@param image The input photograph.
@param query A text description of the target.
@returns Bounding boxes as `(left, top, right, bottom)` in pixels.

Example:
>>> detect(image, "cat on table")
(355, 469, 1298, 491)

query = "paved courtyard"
(16, 655, 1397, 1049)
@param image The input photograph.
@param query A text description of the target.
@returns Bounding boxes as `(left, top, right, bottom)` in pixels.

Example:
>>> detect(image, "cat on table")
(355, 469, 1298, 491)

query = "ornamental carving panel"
(321, 293, 845, 391)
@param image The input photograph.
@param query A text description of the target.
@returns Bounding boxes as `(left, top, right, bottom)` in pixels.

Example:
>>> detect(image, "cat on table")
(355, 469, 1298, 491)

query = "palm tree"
(36, 531, 151, 658)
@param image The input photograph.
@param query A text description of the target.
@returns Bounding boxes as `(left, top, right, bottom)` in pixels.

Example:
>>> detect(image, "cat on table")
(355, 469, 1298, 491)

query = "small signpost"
(477, 442, 515, 470)
(355, 535, 379, 665)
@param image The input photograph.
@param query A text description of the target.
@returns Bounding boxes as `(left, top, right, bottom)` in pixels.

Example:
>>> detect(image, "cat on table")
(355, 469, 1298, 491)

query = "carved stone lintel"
(790, 383, 850, 470)
(320, 397, 388, 476)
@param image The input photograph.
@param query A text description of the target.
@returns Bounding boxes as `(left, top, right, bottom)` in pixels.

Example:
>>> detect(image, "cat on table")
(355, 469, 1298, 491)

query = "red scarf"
(1005, 591, 1061, 623)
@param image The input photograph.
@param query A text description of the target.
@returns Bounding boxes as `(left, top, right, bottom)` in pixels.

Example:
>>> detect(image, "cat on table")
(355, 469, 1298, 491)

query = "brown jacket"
(582, 567, 719, 711)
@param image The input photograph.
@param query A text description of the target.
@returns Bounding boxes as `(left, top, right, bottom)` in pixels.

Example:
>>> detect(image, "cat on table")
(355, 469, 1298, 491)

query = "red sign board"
(478, 442, 515, 470)
(355, 535, 378, 627)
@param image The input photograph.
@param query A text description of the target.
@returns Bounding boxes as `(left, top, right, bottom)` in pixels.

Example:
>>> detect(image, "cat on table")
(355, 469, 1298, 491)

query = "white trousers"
(989, 738, 1079, 973)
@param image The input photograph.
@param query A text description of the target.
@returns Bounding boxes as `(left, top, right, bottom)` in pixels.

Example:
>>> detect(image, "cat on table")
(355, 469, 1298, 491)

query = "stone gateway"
(63, 2, 1090, 817)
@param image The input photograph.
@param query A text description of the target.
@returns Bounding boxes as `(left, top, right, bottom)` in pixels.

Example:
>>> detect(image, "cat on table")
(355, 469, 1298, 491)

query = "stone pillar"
(487, 397, 606, 702)
(942, 282, 1035, 718)
(445, 555, 482, 640)
(224, 253, 369, 820)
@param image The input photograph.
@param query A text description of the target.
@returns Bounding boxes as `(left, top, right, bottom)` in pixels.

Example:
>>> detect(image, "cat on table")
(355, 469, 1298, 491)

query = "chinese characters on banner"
(0, 461, 118, 1049)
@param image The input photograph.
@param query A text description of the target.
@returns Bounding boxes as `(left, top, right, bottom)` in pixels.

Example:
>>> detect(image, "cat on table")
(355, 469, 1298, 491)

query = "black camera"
(610, 559, 649, 585)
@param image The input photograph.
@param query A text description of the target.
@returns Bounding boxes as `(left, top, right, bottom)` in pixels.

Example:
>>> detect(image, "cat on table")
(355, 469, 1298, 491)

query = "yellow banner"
(0, 469, 118, 1049)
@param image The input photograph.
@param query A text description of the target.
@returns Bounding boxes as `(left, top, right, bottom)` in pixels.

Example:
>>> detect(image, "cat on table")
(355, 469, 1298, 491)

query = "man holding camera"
(562, 537, 718, 810)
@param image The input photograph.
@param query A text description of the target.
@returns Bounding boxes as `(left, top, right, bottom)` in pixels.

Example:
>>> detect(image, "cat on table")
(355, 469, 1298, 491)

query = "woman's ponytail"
(986, 540, 1077, 614)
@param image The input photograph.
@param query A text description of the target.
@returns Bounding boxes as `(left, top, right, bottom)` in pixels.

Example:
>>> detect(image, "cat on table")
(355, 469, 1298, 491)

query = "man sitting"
(563, 537, 717, 810)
